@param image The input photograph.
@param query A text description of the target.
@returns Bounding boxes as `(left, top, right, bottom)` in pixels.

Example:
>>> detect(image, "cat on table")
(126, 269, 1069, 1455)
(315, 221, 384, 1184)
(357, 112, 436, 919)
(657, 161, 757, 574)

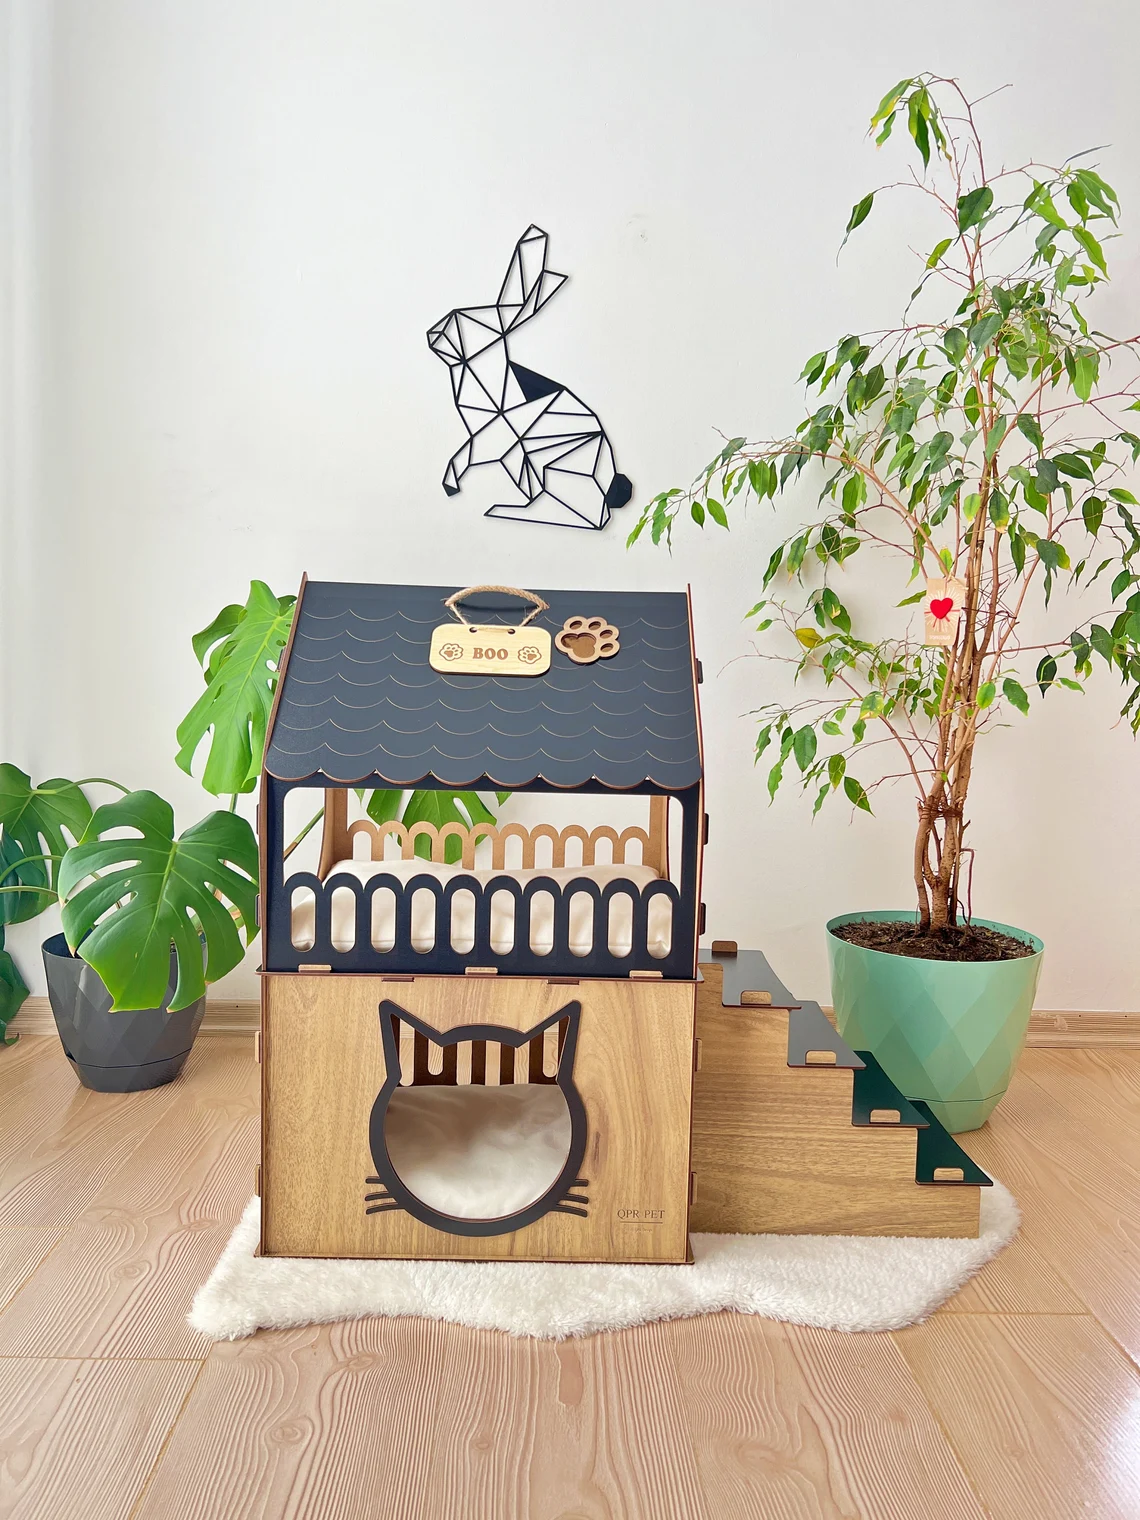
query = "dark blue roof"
(264, 581, 702, 791)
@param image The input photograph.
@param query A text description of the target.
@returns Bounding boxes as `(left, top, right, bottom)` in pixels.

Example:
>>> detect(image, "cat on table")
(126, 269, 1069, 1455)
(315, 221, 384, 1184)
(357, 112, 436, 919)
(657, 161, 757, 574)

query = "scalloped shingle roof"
(264, 581, 702, 791)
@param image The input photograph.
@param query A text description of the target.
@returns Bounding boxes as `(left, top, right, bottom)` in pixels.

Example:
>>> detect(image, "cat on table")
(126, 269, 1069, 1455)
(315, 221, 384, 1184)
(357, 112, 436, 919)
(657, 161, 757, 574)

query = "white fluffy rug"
(190, 1184, 1018, 1341)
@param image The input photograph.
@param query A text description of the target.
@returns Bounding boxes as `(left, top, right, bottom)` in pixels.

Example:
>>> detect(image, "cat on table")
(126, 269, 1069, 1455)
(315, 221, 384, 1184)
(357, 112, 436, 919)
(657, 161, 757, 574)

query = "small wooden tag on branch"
(923, 576, 966, 647)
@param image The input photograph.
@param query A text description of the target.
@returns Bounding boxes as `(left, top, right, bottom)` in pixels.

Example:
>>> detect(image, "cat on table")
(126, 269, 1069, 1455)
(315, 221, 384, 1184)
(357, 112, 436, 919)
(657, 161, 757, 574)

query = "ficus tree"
(630, 74, 1140, 935)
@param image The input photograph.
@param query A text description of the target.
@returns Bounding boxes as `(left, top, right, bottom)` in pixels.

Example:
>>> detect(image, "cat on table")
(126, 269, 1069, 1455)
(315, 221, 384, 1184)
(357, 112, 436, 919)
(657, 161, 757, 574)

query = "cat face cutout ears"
(367, 1000, 589, 1238)
(426, 226, 633, 531)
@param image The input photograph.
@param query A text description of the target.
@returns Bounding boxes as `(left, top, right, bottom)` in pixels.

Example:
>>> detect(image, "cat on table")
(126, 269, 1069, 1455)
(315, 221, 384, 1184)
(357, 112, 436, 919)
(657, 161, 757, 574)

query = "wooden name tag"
(429, 623, 552, 676)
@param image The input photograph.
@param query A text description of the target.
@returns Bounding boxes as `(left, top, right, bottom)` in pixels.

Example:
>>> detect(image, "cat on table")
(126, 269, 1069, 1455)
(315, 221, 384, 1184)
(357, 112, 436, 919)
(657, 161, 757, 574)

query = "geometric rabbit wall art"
(426, 225, 633, 530)
(366, 999, 590, 1236)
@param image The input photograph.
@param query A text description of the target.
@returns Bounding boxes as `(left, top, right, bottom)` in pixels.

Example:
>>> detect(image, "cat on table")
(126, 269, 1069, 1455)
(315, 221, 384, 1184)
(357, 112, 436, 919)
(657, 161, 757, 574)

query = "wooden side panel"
(262, 974, 695, 1262)
(692, 970, 980, 1239)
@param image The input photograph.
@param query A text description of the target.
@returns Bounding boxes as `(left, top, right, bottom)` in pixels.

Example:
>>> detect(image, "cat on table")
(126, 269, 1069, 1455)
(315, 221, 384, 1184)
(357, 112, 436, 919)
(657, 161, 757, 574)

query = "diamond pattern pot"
(42, 933, 205, 1092)
(826, 911, 1043, 1133)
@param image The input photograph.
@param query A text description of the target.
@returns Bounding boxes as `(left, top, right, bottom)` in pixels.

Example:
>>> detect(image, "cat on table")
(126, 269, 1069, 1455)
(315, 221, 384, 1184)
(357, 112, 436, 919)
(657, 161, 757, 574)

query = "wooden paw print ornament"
(556, 616, 620, 665)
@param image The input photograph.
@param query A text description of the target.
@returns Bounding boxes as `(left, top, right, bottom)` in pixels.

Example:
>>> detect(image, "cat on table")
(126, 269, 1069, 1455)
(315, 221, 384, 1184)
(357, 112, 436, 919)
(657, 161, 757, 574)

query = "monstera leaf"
(0, 765, 93, 924)
(176, 581, 296, 797)
(0, 930, 28, 1044)
(365, 788, 510, 864)
(59, 791, 258, 1013)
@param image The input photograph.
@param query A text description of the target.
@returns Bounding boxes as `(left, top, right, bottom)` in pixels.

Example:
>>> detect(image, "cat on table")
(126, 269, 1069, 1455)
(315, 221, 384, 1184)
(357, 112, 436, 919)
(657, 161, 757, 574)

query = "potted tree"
(630, 75, 1140, 1131)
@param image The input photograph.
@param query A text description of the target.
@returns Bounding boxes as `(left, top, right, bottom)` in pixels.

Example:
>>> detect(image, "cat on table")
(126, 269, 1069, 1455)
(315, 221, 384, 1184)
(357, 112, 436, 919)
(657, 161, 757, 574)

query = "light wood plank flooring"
(0, 1036, 1136, 1520)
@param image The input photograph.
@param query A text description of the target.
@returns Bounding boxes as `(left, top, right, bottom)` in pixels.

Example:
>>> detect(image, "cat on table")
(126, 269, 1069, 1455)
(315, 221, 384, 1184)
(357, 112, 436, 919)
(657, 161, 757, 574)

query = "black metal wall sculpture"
(426, 225, 633, 531)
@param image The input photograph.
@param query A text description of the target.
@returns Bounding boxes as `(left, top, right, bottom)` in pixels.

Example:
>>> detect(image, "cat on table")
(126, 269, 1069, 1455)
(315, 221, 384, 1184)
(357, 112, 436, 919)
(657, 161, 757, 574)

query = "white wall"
(4, 0, 1138, 1010)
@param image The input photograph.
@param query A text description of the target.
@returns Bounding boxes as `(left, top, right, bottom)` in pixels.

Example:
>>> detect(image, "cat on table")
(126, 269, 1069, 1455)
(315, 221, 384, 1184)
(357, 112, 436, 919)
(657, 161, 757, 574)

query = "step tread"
(787, 1001, 865, 1070)
(697, 946, 797, 1008)
(851, 1050, 929, 1128)
(911, 1100, 994, 1186)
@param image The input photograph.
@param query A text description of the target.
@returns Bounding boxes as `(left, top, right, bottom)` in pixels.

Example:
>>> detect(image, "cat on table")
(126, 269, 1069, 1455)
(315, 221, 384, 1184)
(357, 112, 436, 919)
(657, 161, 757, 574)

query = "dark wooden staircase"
(690, 945, 992, 1238)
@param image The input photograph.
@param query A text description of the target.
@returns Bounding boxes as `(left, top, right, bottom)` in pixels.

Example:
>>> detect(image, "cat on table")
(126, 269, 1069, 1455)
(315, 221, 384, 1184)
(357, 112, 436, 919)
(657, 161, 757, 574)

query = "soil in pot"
(830, 918, 1035, 963)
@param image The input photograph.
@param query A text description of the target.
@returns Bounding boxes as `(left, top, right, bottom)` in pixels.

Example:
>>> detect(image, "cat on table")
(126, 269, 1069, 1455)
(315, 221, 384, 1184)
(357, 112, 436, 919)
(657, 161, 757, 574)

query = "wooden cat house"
(257, 579, 991, 1263)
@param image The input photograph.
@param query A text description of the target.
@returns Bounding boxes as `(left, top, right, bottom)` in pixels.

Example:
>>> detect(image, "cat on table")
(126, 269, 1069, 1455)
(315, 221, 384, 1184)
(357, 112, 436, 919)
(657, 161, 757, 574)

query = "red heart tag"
(929, 597, 954, 620)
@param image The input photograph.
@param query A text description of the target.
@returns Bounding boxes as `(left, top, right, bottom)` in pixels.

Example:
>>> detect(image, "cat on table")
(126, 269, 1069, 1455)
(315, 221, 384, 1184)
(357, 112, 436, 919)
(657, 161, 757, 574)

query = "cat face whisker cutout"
(367, 1000, 589, 1237)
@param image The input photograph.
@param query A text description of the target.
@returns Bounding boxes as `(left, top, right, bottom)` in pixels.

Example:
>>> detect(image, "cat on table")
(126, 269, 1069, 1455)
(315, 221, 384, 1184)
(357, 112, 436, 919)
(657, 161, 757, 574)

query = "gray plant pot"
(41, 933, 205, 1092)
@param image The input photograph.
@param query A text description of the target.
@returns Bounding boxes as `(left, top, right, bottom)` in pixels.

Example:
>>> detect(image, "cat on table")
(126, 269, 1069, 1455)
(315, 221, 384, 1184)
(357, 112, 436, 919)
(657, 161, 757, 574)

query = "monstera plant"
(0, 765, 258, 1085)
(177, 579, 507, 861)
(58, 791, 258, 1013)
(0, 766, 111, 1041)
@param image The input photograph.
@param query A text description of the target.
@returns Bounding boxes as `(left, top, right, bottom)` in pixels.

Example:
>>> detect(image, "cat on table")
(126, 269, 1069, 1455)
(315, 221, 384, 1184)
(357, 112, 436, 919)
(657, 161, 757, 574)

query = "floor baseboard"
(8, 997, 1139, 1047)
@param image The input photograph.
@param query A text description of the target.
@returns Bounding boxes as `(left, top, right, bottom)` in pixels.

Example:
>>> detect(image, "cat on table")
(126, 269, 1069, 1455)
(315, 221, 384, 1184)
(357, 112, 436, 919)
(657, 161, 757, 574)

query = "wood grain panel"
(957, 1065, 1140, 1360)
(136, 1316, 710, 1520)
(262, 973, 695, 1262)
(0, 1358, 199, 1520)
(896, 1314, 1140, 1520)
(669, 1312, 986, 1518)
(0, 1073, 179, 1228)
(0, 1042, 258, 1358)
(0, 1230, 64, 1313)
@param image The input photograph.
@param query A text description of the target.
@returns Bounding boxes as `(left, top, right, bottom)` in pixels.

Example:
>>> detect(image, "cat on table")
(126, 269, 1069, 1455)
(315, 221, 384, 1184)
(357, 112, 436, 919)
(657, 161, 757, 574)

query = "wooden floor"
(0, 1037, 1138, 1519)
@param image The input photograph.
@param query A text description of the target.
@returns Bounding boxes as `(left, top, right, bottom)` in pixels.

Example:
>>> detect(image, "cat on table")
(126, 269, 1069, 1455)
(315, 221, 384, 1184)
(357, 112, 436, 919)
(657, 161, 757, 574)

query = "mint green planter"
(826, 911, 1044, 1134)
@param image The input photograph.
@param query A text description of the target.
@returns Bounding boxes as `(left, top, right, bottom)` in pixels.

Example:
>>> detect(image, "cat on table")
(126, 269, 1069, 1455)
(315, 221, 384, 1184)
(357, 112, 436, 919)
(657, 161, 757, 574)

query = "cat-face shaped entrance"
(367, 1000, 588, 1237)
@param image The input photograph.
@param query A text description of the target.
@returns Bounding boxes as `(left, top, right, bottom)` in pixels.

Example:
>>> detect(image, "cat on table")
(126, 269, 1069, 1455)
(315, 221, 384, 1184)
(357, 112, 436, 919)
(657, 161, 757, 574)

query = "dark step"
(911, 1100, 993, 1187)
(786, 1001, 864, 1070)
(850, 1050, 929, 1129)
(697, 945, 797, 1008)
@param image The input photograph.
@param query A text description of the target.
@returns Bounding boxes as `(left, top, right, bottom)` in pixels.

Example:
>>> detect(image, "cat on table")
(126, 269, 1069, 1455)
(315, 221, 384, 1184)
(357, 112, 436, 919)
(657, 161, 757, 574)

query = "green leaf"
(0, 934, 28, 1044)
(0, 766, 93, 924)
(800, 351, 828, 385)
(1072, 225, 1106, 274)
(707, 498, 729, 528)
(58, 792, 258, 1013)
(968, 312, 1002, 351)
(842, 194, 875, 247)
(976, 681, 997, 709)
(1035, 457, 1060, 494)
(962, 492, 981, 523)
(984, 415, 1008, 462)
(1002, 678, 1030, 715)
(827, 753, 846, 789)
(942, 327, 967, 364)
(1016, 414, 1044, 453)
(176, 581, 297, 797)
(926, 237, 953, 270)
(690, 500, 706, 526)
(1053, 452, 1095, 482)
(988, 490, 1010, 531)
(1036, 655, 1058, 695)
(956, 186, 994, 233)
(842, 776, 872, 813)
(1083, 496, 1105, 535)
(792, 726, 817, 773)
(1036, 539, 1071, 573)
(795, 627, 823, 650)
(1073, 354, 1098, 403)
(766, 760, 784, 801)
(754, 725, 773, 762)
(870, 78, 911, 133)
(897, 591, 925, 607)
